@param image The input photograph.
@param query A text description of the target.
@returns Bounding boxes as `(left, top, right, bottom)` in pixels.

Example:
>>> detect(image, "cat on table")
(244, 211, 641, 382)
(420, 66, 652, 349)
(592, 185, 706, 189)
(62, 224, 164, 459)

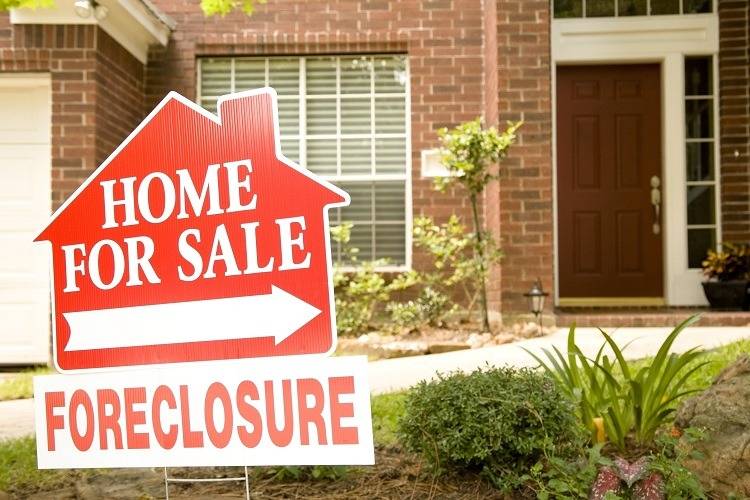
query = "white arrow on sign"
(62, 286, 321, 352)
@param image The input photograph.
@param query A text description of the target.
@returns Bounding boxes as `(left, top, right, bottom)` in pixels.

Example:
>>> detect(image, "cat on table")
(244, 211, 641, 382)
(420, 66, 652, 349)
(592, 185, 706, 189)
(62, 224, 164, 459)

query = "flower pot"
(702, 280, 750, 311)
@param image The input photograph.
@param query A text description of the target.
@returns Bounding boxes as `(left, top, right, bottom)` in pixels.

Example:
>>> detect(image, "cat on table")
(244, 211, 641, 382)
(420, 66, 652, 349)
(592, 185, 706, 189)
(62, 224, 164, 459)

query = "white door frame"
(551, 14, 721, 306)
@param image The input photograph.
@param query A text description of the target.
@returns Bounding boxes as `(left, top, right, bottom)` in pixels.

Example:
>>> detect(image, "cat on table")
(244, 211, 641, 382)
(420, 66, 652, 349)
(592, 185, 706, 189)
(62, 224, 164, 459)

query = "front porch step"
(554, 308, 750, 328)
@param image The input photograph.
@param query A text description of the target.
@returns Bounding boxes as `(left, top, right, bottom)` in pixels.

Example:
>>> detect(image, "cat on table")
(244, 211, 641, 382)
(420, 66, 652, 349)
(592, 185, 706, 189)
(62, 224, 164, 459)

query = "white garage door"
(0, 74, 52, 365)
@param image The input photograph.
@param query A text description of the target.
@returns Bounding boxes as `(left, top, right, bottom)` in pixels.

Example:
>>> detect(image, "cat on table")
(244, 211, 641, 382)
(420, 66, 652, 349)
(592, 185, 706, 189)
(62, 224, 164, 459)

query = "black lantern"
(524, 278, 548, 324)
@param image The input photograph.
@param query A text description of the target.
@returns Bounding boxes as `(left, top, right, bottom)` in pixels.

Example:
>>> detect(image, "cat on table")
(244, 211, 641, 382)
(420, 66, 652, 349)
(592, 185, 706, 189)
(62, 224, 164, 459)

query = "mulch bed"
(14, 447, 506, 499)
(336, 322, 550, 360)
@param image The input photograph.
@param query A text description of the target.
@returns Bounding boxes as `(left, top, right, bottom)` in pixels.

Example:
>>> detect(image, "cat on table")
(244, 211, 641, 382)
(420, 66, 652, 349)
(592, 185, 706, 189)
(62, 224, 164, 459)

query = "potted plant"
(701, 243, 750, 310)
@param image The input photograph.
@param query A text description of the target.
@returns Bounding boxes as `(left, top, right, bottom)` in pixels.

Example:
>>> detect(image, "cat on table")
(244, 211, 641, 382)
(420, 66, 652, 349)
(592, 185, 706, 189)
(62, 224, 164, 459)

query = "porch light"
(74, 0, 109, 21)
(524, 278, 548, 324)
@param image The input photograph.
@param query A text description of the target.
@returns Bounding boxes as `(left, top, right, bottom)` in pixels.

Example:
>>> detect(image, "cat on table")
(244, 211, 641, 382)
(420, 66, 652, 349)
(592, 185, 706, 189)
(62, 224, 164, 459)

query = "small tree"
(200, 0, 266, 15)
(0, 0, 52, 9)
(0, 0, 267, 14)
(435, 118, 521, 332)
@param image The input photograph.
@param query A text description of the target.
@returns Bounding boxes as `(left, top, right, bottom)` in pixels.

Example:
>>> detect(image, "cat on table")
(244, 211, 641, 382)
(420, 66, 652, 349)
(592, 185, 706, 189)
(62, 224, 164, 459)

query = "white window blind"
(198, 55, 410, 266)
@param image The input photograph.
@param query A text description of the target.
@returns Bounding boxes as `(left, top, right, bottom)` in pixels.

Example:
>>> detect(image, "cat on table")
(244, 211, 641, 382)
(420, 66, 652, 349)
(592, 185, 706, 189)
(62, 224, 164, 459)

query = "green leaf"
(200, 0, 267, 16)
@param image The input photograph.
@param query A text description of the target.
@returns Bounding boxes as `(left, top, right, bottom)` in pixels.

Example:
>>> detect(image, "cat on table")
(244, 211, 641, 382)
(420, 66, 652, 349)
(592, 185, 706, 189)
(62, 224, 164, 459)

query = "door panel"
(557, 64, 663, 299)
(0, 78, 51, 364)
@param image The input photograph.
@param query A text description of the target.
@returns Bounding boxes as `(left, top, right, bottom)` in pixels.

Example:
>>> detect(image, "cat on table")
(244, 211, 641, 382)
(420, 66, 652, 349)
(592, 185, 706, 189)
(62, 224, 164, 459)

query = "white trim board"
(10, 0, 172, 64)
(551, 14, 720, 306)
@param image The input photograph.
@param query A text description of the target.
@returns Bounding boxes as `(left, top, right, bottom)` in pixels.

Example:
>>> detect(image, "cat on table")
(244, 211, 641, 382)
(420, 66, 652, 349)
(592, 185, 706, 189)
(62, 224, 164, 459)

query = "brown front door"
(557, 64, 663, 299)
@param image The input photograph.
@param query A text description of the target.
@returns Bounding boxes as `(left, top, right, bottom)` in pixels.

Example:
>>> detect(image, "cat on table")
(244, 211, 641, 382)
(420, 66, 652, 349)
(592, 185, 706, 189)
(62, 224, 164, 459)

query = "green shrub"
(412, 215, 501, 323)
(398, 366, 584, 485)
(386, 286, 456, 331)
(331, 223, 418, 336)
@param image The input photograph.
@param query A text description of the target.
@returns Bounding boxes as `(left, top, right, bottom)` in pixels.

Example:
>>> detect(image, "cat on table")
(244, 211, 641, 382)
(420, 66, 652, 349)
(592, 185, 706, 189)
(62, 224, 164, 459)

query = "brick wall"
(94, 29, 145, 165)
(495, 0, 553, 314)
(147, 0, 489, 280)
(0, 17, 144, 210)
(2, 1, 744, 317)
(0, 21, 98, 209)
(718, 0, 750, 244)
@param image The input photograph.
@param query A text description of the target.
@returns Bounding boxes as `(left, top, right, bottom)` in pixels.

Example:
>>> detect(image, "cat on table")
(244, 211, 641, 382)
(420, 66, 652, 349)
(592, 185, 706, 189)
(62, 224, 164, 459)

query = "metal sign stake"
(163, 466, 250, 500)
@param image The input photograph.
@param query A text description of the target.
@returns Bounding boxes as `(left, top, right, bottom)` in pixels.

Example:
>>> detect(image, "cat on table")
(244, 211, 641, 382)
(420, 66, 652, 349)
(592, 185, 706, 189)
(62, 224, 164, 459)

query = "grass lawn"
(370, 391, 406, 447)
(626, 337, 750, 395)
(0, 435, 73, 493)
(0, 367, 51, 402)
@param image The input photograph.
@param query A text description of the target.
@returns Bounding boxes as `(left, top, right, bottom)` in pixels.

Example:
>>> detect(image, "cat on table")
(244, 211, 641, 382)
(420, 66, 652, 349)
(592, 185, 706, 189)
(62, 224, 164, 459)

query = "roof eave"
(10, 0, 173, 64)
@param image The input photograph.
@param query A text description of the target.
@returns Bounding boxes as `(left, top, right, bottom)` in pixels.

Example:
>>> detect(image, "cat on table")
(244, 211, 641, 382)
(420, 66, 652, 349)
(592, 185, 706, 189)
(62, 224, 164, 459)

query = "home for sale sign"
(33, 88, 374, 469)
(36, 88, 350, 371)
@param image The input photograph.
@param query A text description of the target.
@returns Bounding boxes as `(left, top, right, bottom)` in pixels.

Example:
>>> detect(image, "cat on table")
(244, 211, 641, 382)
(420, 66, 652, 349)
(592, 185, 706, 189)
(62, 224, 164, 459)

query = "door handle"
(650, 175, 661, 235)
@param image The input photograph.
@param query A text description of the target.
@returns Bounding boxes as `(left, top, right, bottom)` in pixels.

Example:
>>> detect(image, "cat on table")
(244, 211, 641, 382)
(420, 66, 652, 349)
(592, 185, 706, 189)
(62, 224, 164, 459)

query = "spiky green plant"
(525, 315, 708, 450)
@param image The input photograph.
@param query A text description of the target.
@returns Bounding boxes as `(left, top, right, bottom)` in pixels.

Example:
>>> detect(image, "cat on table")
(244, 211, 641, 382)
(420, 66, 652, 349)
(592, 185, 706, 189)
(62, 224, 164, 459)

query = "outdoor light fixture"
(524, 278, 548, 324)
(74, 0, 109, 21)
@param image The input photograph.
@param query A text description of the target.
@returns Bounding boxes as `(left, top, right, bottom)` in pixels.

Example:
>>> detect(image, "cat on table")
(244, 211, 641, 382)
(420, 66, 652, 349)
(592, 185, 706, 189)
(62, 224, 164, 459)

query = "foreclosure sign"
(33, 88, 373, 469)
(35, 356, 373, 468)
(36, 89, 349, 371)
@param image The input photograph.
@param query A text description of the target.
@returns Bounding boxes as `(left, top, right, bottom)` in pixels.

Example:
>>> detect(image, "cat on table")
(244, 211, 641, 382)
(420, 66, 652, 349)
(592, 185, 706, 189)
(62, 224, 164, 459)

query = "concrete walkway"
(0, 398, 34, 440)
(368, 325, 750, 393)
(1, 325, 748, 440)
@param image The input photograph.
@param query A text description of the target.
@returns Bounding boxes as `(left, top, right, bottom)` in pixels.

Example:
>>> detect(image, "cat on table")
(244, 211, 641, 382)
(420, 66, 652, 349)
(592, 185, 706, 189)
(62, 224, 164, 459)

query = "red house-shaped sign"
(36, 89, 350, 372)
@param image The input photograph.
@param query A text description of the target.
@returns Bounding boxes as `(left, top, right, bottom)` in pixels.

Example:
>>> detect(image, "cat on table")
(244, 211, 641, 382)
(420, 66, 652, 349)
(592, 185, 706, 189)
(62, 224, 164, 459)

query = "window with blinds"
(198, 55, 410, 267)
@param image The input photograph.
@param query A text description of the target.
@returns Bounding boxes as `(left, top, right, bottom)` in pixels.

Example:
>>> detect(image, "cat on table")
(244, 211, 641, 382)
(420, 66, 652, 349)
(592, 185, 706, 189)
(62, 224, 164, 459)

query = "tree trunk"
(469, 193, 490, 332)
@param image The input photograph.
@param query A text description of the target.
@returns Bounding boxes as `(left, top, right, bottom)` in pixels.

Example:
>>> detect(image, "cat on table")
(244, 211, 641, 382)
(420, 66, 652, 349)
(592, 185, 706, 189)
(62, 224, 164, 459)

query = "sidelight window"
(684, 55, 719, 269)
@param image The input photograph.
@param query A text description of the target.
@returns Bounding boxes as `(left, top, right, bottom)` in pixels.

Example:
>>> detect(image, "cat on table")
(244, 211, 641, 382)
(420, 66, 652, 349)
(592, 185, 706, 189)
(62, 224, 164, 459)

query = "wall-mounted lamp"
(74, 0, 109, 21)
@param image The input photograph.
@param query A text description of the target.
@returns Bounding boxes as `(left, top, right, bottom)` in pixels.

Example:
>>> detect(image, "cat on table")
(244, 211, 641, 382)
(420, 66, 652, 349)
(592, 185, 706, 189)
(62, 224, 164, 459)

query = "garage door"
(0, 75, 52, 365)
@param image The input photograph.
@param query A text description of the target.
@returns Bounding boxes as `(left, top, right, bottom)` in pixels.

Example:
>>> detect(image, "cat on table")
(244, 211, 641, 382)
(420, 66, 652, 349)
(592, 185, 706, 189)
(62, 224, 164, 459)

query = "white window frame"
(197, 55, 413, 272)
